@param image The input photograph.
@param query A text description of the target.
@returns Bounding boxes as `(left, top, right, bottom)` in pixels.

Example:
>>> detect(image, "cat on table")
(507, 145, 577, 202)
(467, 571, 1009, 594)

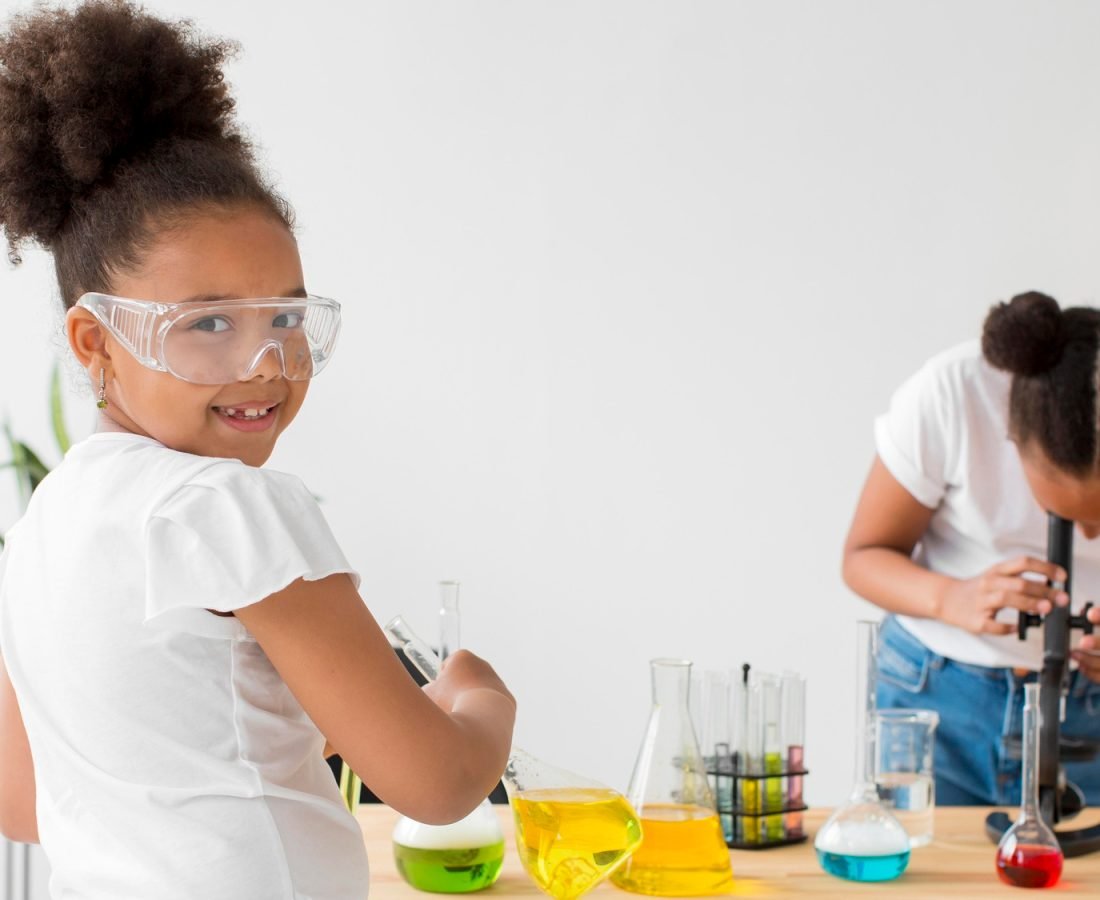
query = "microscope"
(985, 514, 1100, 857)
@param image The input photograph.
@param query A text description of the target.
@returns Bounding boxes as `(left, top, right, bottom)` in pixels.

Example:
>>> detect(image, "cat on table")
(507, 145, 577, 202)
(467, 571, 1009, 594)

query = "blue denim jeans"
(876, 615, 1100, 806)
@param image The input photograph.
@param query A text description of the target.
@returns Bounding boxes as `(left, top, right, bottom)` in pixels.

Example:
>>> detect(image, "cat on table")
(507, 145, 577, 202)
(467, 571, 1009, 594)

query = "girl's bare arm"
(844, 457, 1066, 634)
(0, 656, 37, 843)
(235, 574, 515, 824)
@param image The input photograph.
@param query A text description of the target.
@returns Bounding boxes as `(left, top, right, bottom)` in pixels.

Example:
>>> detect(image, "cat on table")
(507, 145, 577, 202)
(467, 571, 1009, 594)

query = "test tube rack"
(707, 755, 809, 850)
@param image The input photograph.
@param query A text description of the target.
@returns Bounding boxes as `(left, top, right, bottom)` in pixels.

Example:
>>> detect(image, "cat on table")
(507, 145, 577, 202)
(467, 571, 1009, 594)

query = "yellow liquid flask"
(507, 750, 642, 899)
(612, 659, 734, 896)
(386, 616, 643, 900)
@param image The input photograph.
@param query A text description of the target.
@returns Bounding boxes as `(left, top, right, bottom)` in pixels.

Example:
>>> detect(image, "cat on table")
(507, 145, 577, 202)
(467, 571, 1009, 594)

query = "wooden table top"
(356, 804, 1100, 897)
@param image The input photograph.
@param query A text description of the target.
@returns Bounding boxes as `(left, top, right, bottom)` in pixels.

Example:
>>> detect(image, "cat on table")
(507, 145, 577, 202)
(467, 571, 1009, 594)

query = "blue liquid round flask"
(815, 621, 910, 883)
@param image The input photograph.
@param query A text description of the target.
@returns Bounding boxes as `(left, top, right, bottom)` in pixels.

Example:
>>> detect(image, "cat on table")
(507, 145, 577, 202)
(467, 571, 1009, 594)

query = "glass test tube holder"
(706, 754, 809, 850)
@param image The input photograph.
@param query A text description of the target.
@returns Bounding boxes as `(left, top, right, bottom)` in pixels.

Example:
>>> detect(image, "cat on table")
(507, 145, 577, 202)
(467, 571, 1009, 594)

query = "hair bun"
(0, 0, 241, 249)
(981, 291, 1067, 377)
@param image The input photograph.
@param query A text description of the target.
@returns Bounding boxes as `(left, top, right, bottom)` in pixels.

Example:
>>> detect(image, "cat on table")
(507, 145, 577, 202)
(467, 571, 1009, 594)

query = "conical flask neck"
(628, 659, 716, 812)
(502, 746, 608, 798)
(650, 658, 692, 708)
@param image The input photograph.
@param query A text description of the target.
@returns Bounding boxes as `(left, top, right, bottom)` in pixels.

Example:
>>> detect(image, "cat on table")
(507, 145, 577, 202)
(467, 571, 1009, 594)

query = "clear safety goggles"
(75, 292, 342, 384)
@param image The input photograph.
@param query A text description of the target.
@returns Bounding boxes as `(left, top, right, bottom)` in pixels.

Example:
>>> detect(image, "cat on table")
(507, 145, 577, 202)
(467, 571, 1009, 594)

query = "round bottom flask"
(813, 794, 911, 882)
(815, 622, 910, 883)
(994, 684, 1063, 889)
(393, 800, 505, 894)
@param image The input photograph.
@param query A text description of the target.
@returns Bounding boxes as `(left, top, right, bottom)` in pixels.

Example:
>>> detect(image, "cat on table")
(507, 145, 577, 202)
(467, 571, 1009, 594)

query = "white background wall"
(4, 1, 1100, 836)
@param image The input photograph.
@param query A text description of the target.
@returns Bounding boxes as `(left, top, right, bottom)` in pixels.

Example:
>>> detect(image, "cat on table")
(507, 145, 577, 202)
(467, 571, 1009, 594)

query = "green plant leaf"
(3, 424, 49, 502)
(50, 364, 71, 455)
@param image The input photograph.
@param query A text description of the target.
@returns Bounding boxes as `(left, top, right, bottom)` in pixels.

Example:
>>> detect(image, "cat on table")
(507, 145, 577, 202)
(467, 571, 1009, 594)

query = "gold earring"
(97, 369, 108, 409)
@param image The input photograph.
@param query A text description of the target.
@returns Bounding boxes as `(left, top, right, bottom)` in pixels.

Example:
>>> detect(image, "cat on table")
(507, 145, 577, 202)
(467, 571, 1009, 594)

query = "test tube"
(742, 669, 763, 845)
(758, 673, 784, 842)
(782, 671, 806, 839)
(439, 581, 461, 660)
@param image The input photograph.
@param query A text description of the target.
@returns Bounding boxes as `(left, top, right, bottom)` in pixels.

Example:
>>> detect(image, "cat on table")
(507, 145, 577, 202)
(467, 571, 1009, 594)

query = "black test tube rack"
(707, 754, 809, 850)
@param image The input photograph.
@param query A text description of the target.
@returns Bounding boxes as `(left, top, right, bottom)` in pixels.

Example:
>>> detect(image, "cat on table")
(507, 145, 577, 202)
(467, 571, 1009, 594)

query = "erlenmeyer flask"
(391, 584, 505, 893)
(506, 747, 643, 900)
(611, 658, 734, 896)
(386, 615, 643, 900)
(814, 621, 910, 882)
(995, 683, 1063, 888)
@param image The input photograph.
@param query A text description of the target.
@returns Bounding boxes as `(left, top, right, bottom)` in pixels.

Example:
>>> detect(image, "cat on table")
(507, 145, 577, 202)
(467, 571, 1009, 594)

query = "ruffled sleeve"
(873, 352, 959, 510)
(144, 462, 359, 637)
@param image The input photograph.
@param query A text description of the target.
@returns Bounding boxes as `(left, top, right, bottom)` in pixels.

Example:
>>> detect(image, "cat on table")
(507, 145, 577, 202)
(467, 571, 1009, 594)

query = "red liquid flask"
(993, 685, 1064, 890)
(995, 843, 1063, 889)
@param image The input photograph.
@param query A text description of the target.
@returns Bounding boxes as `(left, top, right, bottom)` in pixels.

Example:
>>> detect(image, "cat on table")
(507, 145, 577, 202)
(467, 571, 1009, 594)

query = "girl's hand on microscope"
(938, 557, 1069, 635)
(1072, 606, 1100, 682)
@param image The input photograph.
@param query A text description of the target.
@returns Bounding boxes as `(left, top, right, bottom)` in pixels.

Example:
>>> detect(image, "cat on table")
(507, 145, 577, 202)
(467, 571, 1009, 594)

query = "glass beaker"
(814, 621, 910, 882)
(611, 659, 734, 897)
(875, 709, 938, 848)
(386, 615, 643, 900)
(995, 683, 1063, 888)
(391, 583, 505, 893)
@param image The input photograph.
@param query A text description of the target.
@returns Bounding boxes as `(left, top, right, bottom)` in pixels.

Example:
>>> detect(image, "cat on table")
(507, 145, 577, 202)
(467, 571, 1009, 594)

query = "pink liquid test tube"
(782, 672, 806, 838)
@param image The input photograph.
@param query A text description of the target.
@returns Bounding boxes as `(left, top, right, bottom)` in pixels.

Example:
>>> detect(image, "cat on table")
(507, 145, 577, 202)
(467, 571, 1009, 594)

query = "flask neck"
(1018, 684, 1042, 824)
(650, 658, 692, 708)
(853, 621, 878, 790)
(438, 581, 460, 661)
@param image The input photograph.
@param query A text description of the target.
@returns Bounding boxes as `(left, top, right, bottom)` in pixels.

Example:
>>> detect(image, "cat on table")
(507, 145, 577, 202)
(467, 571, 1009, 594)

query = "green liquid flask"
(393, 804, 506, 893)
(391, 583, 504, 893)
(386, 615, 642, 900)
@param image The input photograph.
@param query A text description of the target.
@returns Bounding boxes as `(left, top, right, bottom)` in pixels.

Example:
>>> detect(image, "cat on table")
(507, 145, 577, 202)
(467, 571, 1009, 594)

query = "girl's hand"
(423, 650, 515, 715)
(939, 557, 1069, 636)
(1072, 606, 1100, 682)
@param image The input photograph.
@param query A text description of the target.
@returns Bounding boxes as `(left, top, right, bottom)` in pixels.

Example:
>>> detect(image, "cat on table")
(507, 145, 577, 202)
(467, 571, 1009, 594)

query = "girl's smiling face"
(67, 204, 310, 467)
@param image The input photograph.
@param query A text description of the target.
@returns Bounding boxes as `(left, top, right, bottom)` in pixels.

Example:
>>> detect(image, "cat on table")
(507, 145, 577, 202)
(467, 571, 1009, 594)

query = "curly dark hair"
(0, 0, 293, 307)
(982, 291, 1100, 476)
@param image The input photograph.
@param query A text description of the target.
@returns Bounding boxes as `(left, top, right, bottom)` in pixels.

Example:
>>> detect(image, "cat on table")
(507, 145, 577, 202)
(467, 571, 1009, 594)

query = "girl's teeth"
(220, 406, 271, 419)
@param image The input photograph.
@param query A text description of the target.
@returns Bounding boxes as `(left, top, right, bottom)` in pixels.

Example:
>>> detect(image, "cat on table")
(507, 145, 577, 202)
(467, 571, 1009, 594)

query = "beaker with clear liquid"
(876, 708, 938, 848)
(814, 621, 910, 882)
(386, 615, 642, 900)
(611, 658, 734, 897)
(391, 583, 506, 893)
(995, 683, 1063, 889)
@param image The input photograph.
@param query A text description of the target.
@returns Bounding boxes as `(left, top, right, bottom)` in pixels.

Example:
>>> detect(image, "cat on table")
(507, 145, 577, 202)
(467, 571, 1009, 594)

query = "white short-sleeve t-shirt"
(875, 339, 1100, 670)
(0, 433, 369, 899)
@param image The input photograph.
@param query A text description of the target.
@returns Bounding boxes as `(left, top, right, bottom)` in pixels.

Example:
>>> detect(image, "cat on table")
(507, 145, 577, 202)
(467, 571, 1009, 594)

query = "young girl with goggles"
(0, 4, 516, 898)
(75, 292, 342, 384)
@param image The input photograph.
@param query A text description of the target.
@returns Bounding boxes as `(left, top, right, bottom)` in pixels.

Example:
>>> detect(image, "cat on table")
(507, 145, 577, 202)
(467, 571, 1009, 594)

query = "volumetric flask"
(814, 621, 910, 882)
(385, 615, 642, 900)
(611, 658, 734, 897)
(875, 709, 938, 848)
(995, 684, 1063, 888)
(391, 584, 505, 893)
